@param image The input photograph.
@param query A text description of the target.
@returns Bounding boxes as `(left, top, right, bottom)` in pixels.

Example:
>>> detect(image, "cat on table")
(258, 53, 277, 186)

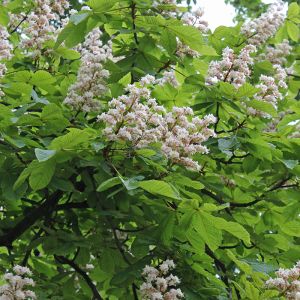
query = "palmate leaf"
(139, 180, 180, 200)
(192, 211, 222, 251)
(35, 149, 57, 162)
(168, 25, 204, 52)
(29, 160, 56, 191)
(49, 128, 92, 150)
(97, 177, 122, 192)
(210, 215, 251, 244)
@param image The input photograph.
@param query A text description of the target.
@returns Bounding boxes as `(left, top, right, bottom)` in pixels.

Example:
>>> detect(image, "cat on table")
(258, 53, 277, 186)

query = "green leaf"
(13, 165, 33, 190)
(55, 21, 88, 48)
(87, 0, 119, 12)
(192, 211, 222, 251)
(211, 216, 251, 244)
(197, 44, 218, 56)
(50, 128, 91, 150)
(97, 177, 122, 192)
(243, 259, 278, 274)
(35, 149, 57, 162)
(159, 214, 175, 246)
(244, 281, 259, 300)
(55, 48, 81, 60)
(166, 174, 204, 190)
(29, 160, 55, 191)
(168, 25, 203, 52)
(70, 12, 90, 25)
(30, 70, 56, 90)
(236, 83, 260, 98)
(226, 250, 252, 274)
(160, 29, 177, 54)
(287, 21, 299, 42)
(41, 104, 69, 132)
(288, 3, 300, 18)
(280, 221, 300, 237)
(219, 82, 236, 96)
(139, 180, 180, 200)
(0, 6, 9, 26)
(247, 100, 277, 117)
(118, 73, 131, 86)
(281, 159, 298, 170)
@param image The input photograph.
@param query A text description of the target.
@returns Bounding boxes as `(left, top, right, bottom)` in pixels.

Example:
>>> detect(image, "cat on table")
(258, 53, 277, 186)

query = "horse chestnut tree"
(0, 0, 300, 299)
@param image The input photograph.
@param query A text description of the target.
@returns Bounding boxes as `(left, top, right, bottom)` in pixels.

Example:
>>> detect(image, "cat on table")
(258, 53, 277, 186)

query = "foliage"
(225, 0, 293, 21)
(0, 0, 299, 299)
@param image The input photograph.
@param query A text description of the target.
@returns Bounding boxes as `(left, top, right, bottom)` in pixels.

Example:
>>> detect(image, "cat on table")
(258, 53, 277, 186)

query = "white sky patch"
(194, 0, 236, 30)
(194, 0, 288, 31)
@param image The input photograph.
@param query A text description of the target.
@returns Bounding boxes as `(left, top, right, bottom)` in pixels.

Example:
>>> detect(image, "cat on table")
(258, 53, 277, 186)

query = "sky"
(196, 0, 282, 31)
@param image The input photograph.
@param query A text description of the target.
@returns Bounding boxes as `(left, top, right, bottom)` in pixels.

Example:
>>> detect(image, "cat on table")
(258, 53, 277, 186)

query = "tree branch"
(0, 190, 63, 248)
(55, 255, 103, 300)
(216, 119, 247, 134)
(9, 14, 28, 34)
(131, 2, 139, 45)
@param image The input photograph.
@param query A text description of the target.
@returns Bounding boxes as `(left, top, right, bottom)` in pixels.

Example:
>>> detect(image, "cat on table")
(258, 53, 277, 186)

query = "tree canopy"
(0, 0, 300, 299)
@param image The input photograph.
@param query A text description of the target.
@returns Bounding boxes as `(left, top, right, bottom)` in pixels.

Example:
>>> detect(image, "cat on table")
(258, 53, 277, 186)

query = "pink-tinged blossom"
(259, 39, 292, 65)
(176, 40, 199, 58)
(0, 26, 12, 97)
(289, 122, 300, 138)
(175, 7, 207, 58)
(19, 0, 70, 56)
(248, 69, 288, 118)
(0, 265, 36, 300)
(64, 28, 113, 112)
(156, 69, 179, 87)
(161, 109, 216, 171)
(182, 8, 208, 33)
(241, 0, 285, 47)
(206, 45, 257, 88)
(258, 40, 292, 93)
(98, 77, 216, 171)
(266, 261, 300, 300)
(140, 260, 184, 300)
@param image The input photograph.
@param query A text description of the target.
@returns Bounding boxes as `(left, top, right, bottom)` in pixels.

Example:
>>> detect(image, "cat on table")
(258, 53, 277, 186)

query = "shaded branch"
(131, 2, 139, 45)
(0, 190, 63, 248)
(10, 14, 28, 34)
(216, 119, 247, 134)
(55, 255, 103, 300)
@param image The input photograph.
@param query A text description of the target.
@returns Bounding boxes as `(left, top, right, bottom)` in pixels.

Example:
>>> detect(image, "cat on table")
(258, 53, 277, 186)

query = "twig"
(55, 255, 103, 300)
(131, 2, 139, 45)
(10, 14, 28, 34)
(216, 119, 246, 134)
(0, 190, 64, 247)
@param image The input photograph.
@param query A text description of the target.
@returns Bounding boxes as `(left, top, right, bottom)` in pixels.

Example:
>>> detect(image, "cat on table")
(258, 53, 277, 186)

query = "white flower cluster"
(247, 75, 283, 118)
(206, 45, 257, 88)
(156, 69, 179, 87)
(175, 7, 207, 58)
(289, 122, 300, 138)
(241, 0, 285, 47)
(98, 76, 216, 171)
(266, 261, 300, 300)
(0, 26, 12, 97)
(182, 8, 208, 33)
(175, 40, 199, 58)
(20, 0, 69, 54)
(259, 39, 292, 65)
(140, 259, 184, 300)
(63, 28, 112, 112)
(0, 265, 36, 300)
(274, 64, 288, 89)
(259, 39, 291, 95)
